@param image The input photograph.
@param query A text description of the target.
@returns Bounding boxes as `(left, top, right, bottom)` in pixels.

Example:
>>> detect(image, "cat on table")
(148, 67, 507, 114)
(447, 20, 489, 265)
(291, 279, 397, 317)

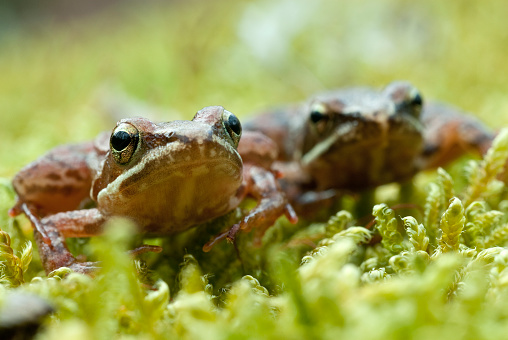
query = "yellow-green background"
(1, 0, 507, 177)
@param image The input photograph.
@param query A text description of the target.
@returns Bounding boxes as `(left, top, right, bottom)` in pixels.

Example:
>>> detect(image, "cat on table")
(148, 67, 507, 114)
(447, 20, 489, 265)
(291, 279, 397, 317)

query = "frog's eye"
(407, 88, 423, 117)
(110, 123, 140, 165)
(384, 81, 423, 118)
(309, 102, 329, 123)
(223, 110, 242, 147)
(308, 102, 332, 134)
(411, 92, 423, 107)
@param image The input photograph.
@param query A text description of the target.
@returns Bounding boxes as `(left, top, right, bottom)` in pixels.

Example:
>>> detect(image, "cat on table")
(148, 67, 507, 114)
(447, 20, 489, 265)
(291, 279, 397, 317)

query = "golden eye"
(385, 82, 423, 118)
(223, 110, 242, 147)
(309, 102, 329, 124)
(110, 123, 139, 165)
(308, 102, 332, 135)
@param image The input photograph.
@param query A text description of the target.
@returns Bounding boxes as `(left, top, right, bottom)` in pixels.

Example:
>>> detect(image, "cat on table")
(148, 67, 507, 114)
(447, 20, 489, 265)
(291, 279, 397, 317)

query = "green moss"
(373, 204, 404, 254)
(463, 129, 508, 206)
(438, 198, 466, 253)
(3, 146, 508, 339)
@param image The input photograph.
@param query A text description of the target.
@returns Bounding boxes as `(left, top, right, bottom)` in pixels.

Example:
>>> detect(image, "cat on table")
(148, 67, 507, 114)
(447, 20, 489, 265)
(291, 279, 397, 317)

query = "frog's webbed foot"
(21, 206, 106, 275)
(420, 102, 495, 169)
(203, 165, 298, 252)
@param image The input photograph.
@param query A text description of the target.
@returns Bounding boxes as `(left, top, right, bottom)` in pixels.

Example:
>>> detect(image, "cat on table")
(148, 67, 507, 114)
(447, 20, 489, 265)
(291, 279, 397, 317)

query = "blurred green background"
(1, 0, 507, 177)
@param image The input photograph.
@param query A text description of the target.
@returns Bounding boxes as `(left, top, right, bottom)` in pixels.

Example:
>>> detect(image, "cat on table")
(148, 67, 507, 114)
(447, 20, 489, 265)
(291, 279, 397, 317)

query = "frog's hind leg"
(22, 205, 105, 275)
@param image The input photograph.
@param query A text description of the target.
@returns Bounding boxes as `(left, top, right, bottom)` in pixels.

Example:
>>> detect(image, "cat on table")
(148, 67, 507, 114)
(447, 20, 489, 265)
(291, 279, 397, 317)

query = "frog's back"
(11, 142, 96, 215)
(243, 105, 301, 161)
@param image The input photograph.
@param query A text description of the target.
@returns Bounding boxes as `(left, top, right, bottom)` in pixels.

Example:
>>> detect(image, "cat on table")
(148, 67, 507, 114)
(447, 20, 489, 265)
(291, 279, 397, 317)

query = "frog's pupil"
(111, 130, 131, 151)
(310, 111, 326, 123)
(411, 93, 423, 106)
(228, 114, 242, 136)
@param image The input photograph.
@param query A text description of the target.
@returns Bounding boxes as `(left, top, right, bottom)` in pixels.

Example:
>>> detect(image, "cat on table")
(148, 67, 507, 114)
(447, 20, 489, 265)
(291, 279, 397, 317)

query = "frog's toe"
(202, 229, 230, 252)
(129, 245, 163, 256)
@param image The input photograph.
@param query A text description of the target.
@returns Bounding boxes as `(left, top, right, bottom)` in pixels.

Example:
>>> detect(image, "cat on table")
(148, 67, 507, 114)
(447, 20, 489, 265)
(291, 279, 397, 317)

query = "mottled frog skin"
(10, 106, 296, 274)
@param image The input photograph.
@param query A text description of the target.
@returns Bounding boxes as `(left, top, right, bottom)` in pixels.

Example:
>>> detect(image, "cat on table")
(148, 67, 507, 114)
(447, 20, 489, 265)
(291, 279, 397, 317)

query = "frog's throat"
(301, 121, 357, 166)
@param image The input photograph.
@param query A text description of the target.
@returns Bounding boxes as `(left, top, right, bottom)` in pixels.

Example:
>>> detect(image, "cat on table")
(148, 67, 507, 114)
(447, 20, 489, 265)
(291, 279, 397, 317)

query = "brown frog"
(9, 106, 297, 274)
(244, 81, 494, 213)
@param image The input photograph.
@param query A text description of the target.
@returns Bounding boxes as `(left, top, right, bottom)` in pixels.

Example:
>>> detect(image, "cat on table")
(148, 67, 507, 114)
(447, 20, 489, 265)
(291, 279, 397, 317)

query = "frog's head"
(92, 106, 244, 230)
(299, 81, 425, 189)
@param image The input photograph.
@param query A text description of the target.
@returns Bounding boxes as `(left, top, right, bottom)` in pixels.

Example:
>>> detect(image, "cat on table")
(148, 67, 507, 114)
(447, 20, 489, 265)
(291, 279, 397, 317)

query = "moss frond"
(448, 247, 504, 299)
(331, 227, 372, 244)
(437, 167, 455, 203)
(143, 279, 170, 323)
(388, 252, 413, 274)
(20, 241, 33, 274)
(463, 128, 508, 206)
(464, 202, 503, 248)
(300, 238, 357, 278)
(325, 210, 353, 237)
(0, 228, 26, 288)
(438, 198, 466, 253)
(422, 183, 442, 250)
(484, 223, 508, 248)
(179, 254, 207, 295)
(373, 204, 404, 254)
(403, 216, 429, 252)
(361, 267, 389, 283)
(301, 227, 371, 266)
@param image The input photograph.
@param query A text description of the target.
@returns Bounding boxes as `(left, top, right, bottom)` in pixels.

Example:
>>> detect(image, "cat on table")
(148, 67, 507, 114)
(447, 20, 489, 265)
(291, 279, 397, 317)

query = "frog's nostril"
(165, 132, 178, 143)
(345, 111, 362, 119)
(412, 93, 423, 107)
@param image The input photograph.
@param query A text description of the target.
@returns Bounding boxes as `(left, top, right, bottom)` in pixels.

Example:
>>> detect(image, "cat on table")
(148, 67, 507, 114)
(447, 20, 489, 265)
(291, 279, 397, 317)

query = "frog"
(9, 106, 297, 274)
(243, 81, 495, 214)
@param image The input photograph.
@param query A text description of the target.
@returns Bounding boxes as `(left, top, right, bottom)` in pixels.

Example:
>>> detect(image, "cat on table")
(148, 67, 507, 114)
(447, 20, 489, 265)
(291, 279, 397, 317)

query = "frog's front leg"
(235, 131, 298, 241)
(235, 164, 298, 242)
(203, 132, 298, 251)
(22, 205, 105, 274)
(203, 165, 297, 251)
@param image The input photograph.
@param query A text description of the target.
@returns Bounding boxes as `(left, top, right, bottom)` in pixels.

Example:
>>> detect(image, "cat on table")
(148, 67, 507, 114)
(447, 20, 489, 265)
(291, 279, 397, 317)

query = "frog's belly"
(97, 163, 242, 234)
